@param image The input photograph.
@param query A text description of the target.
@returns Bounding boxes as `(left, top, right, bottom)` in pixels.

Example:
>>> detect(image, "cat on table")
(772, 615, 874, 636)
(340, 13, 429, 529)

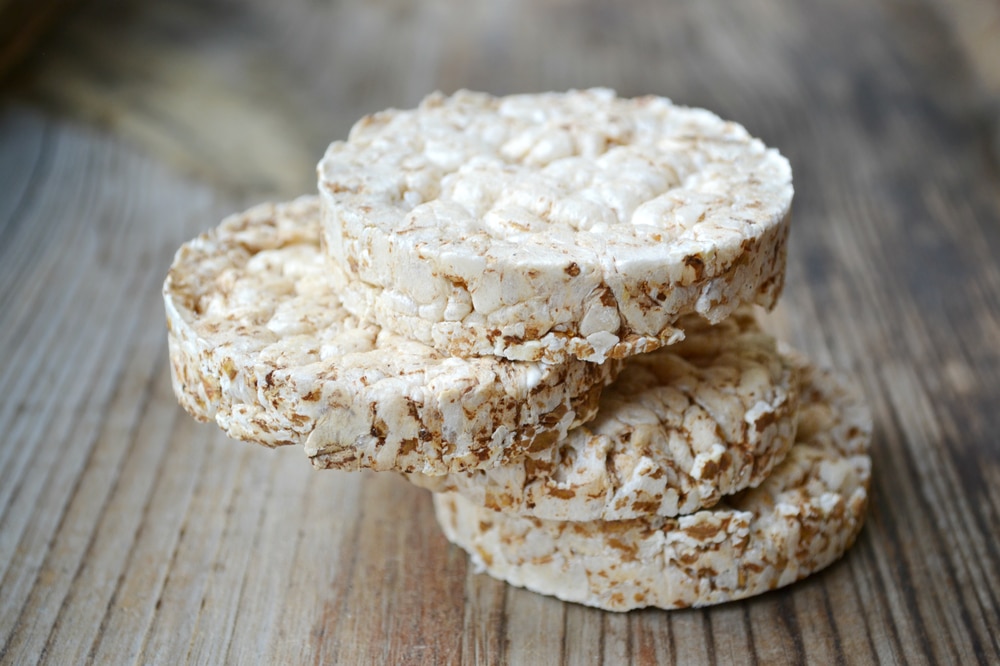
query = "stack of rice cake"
(164, 89, 872, 611)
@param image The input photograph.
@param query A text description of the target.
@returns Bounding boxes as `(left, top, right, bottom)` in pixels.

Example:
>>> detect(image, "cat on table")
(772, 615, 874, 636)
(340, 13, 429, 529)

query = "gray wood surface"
(1, 0, 999, 663)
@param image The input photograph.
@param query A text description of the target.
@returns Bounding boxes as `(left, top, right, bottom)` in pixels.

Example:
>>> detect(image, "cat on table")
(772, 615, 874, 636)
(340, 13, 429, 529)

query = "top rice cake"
(319, 89, 793, 363)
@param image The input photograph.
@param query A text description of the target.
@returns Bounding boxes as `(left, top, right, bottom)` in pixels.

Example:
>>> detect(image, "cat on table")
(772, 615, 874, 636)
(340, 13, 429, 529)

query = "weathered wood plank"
(85, 412, 215, 665)
(221, 452, 313, 664)
(459, 565, 507, 664)
(0, 112, 230, 665)
(503, 590, 567, 665)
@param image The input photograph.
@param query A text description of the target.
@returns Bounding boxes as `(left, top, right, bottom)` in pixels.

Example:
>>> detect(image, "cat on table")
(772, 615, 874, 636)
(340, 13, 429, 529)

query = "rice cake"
(164, 197, 619, 474)
(319, 89, 792, 363)
(432, 357, 871, 610)
(412, 310, 798, 520)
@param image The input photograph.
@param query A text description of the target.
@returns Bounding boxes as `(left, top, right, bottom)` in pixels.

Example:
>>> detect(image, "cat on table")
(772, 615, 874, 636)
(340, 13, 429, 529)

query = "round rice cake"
(163, 197, 620, 474)
(412, 310, 799, 520)
(319, 88, 792, 363)
(432, 358, 871, 611)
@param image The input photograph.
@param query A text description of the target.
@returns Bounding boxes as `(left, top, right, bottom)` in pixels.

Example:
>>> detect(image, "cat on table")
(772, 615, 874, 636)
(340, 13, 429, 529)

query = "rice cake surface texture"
(164, 196, 619, 474)
(319, 88, 793, 363)
(432, 357, 872, 610)
(413, 310, 799, 520)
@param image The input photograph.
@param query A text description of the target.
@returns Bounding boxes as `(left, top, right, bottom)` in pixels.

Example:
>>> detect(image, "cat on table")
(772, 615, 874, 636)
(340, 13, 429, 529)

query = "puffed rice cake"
(164, 196, 619, 475)
(432, 357, 871, 611)
(411, 309, 799, 520)
(319, 89, 792, 363)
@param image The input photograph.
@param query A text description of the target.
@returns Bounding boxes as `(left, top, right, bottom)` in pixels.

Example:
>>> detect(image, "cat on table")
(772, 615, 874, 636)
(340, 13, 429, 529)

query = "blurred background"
(3, 0, 998, 200)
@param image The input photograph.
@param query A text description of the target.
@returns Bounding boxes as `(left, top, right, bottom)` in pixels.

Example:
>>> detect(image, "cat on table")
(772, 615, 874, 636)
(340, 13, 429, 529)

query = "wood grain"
(1, 0, 999, 663)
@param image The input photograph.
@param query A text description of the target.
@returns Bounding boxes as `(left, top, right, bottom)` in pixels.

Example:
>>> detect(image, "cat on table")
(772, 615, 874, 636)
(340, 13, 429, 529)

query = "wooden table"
(2, 0, 999, 663)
